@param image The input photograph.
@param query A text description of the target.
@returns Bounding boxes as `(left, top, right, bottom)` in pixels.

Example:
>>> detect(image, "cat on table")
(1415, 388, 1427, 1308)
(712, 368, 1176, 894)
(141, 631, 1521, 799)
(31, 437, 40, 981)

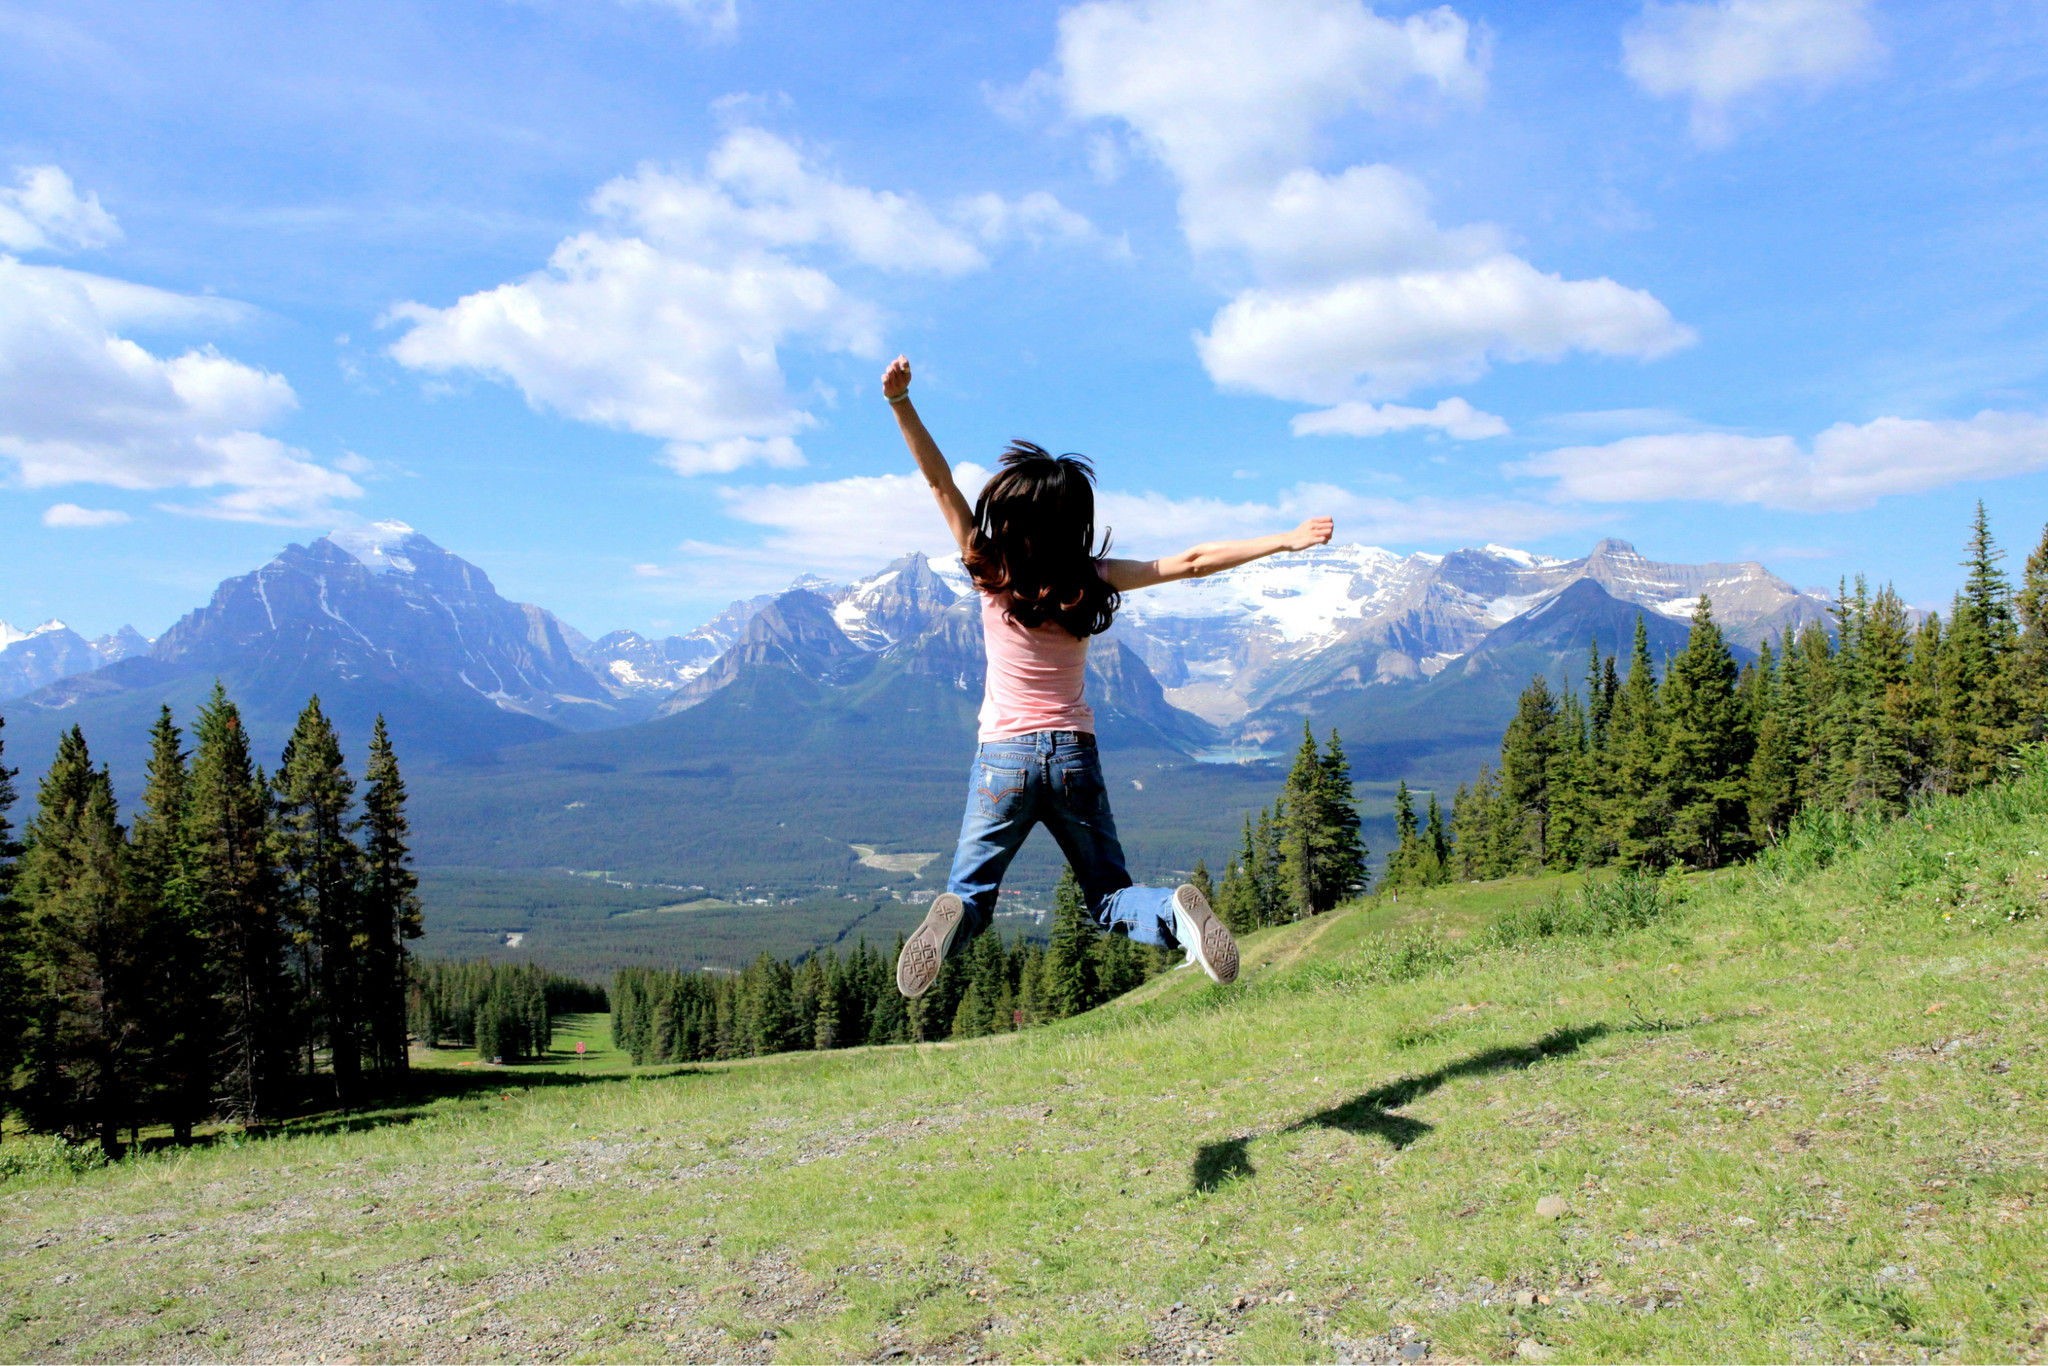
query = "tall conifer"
(185, 684, 287, 1122)
(1607, 615, 1670, 868)
(1044, 868, 1099, 1017)
(359, 716, 421, 1074)
(0, 718, 23, 1142)
(274, 698, 364, 1099)
(16, 731, 149, 1155)
(129, 707, 211, 1141)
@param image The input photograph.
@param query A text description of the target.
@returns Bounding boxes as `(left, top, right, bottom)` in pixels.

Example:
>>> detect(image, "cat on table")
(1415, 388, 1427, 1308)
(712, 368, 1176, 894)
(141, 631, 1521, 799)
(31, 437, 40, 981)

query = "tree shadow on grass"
(1190, 1024, 1611, 1192)
(137, 1062, 704, 1152)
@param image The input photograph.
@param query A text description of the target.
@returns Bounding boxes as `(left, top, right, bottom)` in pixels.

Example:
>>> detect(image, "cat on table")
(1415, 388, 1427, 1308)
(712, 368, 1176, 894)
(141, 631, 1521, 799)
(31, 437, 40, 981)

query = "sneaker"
(1173, 883, 1238, 985)
(896, 892, 965, 999)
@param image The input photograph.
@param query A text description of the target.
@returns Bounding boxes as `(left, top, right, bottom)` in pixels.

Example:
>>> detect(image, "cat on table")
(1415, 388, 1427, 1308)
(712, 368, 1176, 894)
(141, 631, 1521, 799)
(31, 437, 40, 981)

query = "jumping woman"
(883, 355, 1335, 1000)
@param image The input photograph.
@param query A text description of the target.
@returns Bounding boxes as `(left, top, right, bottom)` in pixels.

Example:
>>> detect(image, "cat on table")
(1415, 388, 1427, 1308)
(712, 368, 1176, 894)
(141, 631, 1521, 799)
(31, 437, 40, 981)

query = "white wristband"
(888, 391, 911, 405)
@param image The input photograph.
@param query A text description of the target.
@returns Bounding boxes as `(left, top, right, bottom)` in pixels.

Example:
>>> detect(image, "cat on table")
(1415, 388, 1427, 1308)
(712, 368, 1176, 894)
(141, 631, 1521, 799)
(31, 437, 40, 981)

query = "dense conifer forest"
(609, 867, 1196, 1062)
(406, 960, 607, 1061)
(1383, 505, 2048, 883)
(0, 687, 422, 1153)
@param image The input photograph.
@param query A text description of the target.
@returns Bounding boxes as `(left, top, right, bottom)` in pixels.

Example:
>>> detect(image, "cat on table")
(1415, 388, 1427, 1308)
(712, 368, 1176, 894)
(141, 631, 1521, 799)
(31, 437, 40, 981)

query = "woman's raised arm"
(1102, 517, 1335, 592)
(883, 356, 975, 556)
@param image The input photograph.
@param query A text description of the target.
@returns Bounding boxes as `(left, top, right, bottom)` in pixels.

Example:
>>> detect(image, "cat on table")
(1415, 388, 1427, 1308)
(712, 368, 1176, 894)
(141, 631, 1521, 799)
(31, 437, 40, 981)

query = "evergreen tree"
(1189, 858, 1213, 905)
(1251, 807, 1287, 926)
(1381, 780, 1421, 891)
(1843, 586, 1918, 813)
(2013, 519, 2048, 739)
(0, 718, 23, 1144)
(273, 698, 365, 1100)
(1277, 726, 1366, 914)
(1586, 642, 1614, 749)
(359, 717, 421, 1075)
(1546, 689, 1592, 870)
(16, 730, 149, 1156)
(1092, 930, 1146, 1000)
(1942, 505, 2020, 786)
(1658, 597, 1753, 868)
(1498, 675, 1560, 869)
(1423, 792, 1449, 882)
(128, 707, 210, 1142)
(1606, 615, 1670, 868)
(1214, 818, 1257, 933)
(1318, 730, 1367, 907)
(1043, 868, 1099, 1017)
(1014, 940, 1047, 1026)
(1745, 640, 1798, 844)
(184, 684, 288, 1122)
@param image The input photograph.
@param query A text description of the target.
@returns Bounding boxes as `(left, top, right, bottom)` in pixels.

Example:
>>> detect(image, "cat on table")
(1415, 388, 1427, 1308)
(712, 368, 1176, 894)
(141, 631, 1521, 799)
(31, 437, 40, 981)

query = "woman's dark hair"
(964, 440, 1120, 638)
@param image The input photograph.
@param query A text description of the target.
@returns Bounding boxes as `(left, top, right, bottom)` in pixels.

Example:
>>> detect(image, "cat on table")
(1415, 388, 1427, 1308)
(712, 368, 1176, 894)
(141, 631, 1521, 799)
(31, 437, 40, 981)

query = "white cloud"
(1058, 0, 1485, 190)
(43, 503, 130, 527)
(1054, 0, 1691, 411)
(628, 0, 738, 37)
(1204, 256, 1689, 403)
(0, 254, 361, 524)
(953, 191, 1102, 250)
(1292, 396, 1508, 439)
(1623, 0, 1882, 145)
(390, 128, 1077, 475)
(0, 165, 121, 252)
(1514, 411, 2048, 511)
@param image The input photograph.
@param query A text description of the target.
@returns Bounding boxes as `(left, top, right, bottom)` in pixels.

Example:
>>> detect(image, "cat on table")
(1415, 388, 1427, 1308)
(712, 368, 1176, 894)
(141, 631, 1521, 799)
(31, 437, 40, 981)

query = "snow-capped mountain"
(148, 520, 618, 728)
(0, 619, 153, 704)
(6, 521, 629, 755)
(621, 536, 1830, 733)
(1103, 537, 1829, 724)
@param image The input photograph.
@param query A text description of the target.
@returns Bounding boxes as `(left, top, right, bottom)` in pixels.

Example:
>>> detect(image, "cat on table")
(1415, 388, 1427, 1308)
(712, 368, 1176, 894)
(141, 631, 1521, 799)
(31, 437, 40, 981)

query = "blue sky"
(3, 0, 2046, 639)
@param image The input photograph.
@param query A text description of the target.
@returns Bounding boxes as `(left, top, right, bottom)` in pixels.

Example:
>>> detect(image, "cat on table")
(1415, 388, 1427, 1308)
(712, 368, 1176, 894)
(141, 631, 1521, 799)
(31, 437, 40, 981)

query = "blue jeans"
(942, 730, 1183, 955)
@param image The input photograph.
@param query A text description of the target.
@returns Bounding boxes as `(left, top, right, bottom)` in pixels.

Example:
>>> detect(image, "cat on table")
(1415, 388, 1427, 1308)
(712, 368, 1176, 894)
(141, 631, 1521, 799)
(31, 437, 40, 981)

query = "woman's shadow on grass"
(1190, 1024, 1610, 1193)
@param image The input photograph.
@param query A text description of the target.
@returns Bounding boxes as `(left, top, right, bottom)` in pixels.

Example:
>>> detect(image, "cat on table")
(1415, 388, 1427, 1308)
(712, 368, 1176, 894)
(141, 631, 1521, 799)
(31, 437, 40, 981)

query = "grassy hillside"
(4, 772, 2045, 1362)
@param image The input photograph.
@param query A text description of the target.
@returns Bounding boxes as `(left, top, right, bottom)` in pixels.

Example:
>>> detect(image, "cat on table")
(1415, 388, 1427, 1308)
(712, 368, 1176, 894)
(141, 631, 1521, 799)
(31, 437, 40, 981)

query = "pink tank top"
(977, 574, 1103, 741)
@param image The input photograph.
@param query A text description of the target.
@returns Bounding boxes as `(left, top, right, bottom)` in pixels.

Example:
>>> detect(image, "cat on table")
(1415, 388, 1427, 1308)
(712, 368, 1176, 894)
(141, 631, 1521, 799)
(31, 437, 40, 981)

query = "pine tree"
(273, 697, 365, 1101)
(1607, 615, 1670, 868)
(128, 707, 211, 1142)
(2013, 519, 2048, 740)
(0, 718, 24, 1144)
(1382, 780, 1421, 892)
(1658, 597, 1752, 868)
(1424, 792, 1449, 883)
(1278, 726, 1365, 914)
(1843, 586, 1918, 813)
(1745, 639, 1798, 844)
(1546, 688, 1592, 870)
(16, 730, 150, 1156)
(1498, 675, 1560, 869)
(185, 684, 288, 1123)
(1189, 858, 1213, 905)
(1942, 504, 2021, 787)
(359, 717, 421, 1076)
(1043, 868, 1100, 1017)
(1251, 807, 1287, 925)
(1214, 834, 1255, 933)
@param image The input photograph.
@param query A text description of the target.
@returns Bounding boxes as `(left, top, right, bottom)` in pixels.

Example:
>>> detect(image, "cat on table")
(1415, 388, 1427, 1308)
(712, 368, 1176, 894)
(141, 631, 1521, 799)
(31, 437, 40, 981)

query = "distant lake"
(1191, 747, 1281, 765)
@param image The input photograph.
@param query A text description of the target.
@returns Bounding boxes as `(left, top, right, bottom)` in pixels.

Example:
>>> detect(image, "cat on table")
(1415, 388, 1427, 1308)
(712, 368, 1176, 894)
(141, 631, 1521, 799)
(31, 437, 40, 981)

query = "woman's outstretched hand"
(1288, 516, 1335, 550)
(882, 355, 912, 402)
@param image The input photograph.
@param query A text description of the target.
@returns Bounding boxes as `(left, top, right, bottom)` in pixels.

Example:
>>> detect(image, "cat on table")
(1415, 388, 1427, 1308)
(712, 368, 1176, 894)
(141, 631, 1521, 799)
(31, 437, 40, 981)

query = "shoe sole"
(1175, 883, 1238, 985)
(896, 892, 965, 999)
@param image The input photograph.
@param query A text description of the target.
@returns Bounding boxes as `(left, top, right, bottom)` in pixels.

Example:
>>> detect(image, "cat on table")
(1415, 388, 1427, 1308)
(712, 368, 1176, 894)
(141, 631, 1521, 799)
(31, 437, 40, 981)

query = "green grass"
(4, 788, 2046, 1363)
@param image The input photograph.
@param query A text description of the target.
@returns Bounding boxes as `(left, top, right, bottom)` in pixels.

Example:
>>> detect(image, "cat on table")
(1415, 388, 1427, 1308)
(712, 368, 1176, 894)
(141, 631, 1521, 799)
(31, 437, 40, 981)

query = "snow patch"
(325, 519, 421, 575)
(1, 619, 68, 645)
